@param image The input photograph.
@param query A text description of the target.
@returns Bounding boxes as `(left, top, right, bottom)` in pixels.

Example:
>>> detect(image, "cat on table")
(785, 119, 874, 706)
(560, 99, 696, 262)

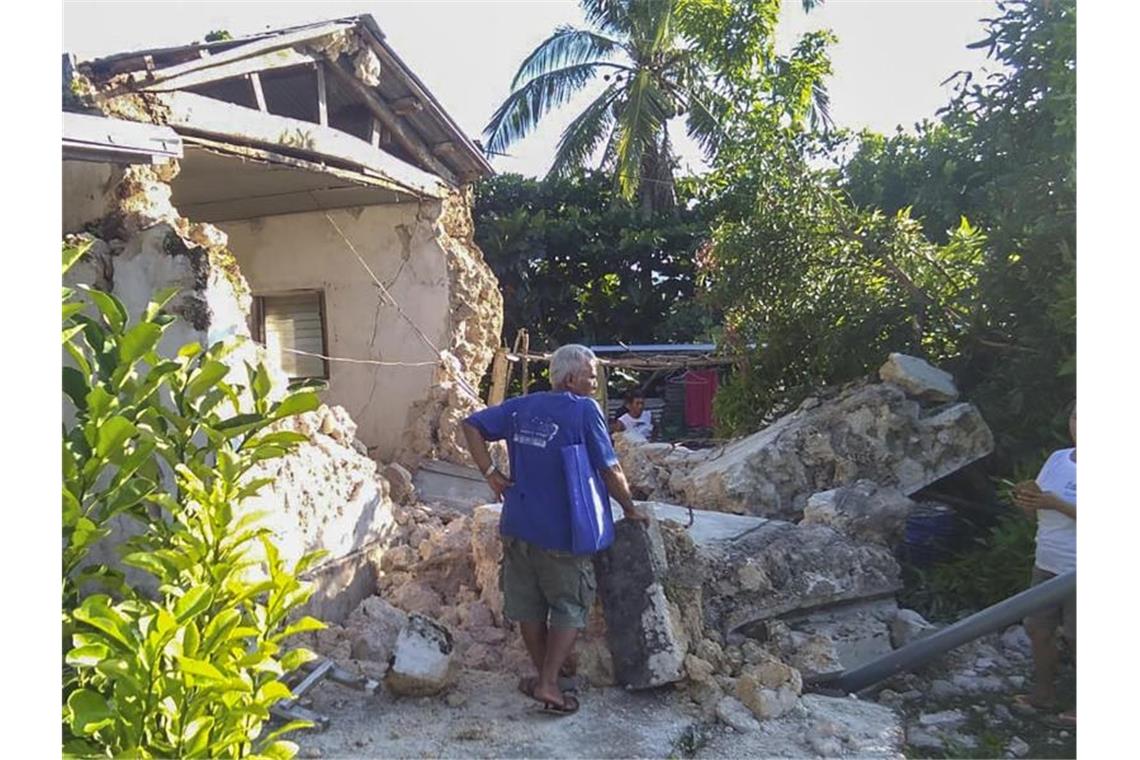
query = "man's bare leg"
(519, 620, 548, 673)
(532, 627, 579, 708)
(1027, 625, 1060, 707)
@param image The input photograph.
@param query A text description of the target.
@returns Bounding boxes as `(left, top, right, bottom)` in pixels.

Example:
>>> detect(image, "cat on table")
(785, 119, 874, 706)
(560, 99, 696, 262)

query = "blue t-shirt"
(465, 391, 619, 551)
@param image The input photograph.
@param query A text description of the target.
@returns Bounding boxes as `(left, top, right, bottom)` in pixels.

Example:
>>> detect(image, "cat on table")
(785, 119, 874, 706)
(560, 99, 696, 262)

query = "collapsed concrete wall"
(63, 157, 407, 620)
(615, 357, 994, 521)
(398, 188, 503, 469)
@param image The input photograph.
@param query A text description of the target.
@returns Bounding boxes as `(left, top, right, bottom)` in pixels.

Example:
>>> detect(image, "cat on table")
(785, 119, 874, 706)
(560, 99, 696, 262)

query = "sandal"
(1013, 693, 1056, 714)
(518, 674, 578, 699)
(1048, 710, 1077, 729)
(539, 692, 580, 716)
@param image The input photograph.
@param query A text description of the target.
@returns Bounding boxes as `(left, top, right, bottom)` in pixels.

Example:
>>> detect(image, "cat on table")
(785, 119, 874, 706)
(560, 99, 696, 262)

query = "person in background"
(614, 390, 653, 440)
(461, 344, 648, 716)
(1012, 402, 1076, 727)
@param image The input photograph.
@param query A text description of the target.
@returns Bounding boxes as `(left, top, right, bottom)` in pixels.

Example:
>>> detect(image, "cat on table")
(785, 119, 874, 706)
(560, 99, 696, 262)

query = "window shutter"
(261, 292, 327, 378)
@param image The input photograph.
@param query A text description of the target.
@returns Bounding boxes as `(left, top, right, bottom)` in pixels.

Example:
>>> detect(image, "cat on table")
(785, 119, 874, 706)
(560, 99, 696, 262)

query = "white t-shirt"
(1034, 448, 1076, 574)
(618, 410, 653, 440)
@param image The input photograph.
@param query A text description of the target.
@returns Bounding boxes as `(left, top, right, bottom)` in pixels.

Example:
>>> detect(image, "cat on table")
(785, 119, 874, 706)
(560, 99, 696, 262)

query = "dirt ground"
(292, 669, 905, 759)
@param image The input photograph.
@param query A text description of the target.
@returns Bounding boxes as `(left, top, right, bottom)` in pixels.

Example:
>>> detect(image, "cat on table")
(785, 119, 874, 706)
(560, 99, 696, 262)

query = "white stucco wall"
(63, 160, 120, 234)
(219, 203, 451, 460)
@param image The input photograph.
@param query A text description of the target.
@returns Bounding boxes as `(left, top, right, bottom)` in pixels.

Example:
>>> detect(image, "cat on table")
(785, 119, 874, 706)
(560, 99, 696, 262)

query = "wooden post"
(315, 63, 328, 127)
(488, 347, 508, 406)
(519, 330, 530, 395)
(595, 362, 609, 416)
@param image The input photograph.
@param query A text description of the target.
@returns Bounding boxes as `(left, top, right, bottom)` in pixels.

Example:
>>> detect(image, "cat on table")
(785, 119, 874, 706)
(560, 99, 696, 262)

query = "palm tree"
(484, 0, 829, 213)
(484, 0, 709, 212)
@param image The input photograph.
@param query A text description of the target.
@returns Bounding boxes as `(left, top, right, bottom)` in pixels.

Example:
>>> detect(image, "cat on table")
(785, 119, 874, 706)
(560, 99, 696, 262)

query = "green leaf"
(119, 322, 164, 365)
(261, 720, 314, 745)
(279, 617, 325, 640)
(62, 367, 89, 411)
(178, 342, 204, 359)
(259, 740, 300, 760)
(64, 239, 93, 273)
(80, 285, 129, 333)
(279, 647, 318, 673)
(62, 322, 86, 344)
(67, 689, 115, 736)
(175, 586, 215, 623)
(122, 552, 169, 580)
(177, 656, 225, 681)
(182, 715, 215, 756)
(185, 361, 229, 400)
(251, 432, 310, 448)
(145, 286, 182, 322)
(271, 392, 320, 420)
(256, 679, 293, 703)
(96, 416, 138, 459)
(65, 643, 111, 668)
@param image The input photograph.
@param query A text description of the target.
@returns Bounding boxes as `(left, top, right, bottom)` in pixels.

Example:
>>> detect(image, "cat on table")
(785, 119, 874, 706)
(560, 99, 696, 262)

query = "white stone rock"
(906, 727, 944, 750)
(802, 481, 915, 546)
(1007, 736, 1030, 758)
(1001, 625, 1032, 657)
(918, 709, 968, 728)
(385, 614, 457, 697)
(890, 608, 937, 649)
(716, 696, 761, 733)
(879, 353, 959, 402)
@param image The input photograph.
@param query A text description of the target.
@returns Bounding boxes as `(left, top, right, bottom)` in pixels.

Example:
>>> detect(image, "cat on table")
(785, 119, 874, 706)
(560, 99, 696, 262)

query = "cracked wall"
(218, 198, 457, 462)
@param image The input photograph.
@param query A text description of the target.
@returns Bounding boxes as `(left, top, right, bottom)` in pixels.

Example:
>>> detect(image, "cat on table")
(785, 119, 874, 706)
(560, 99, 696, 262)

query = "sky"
(63, 0, 997, 176)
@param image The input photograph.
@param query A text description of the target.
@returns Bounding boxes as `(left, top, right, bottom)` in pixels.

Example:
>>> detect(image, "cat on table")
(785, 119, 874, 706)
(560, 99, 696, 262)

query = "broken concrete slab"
(879, 352, 959, 402)
(801, 479, 915, 546)
(412, 459, 495, 511)
(345, 596, 409, 663)
(618, 378, 994, 521)
(386, 614, 458, 697)
(890, 608, 938, 649)
(594, 514, 686, 690)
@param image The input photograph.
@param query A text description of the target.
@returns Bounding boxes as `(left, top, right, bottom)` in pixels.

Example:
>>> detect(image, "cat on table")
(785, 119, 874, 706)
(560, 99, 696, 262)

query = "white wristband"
(483, 463, 497, 477)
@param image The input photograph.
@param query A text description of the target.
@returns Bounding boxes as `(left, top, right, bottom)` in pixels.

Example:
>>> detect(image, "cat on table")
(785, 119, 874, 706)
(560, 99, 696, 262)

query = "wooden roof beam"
(321, 58, 458, 185)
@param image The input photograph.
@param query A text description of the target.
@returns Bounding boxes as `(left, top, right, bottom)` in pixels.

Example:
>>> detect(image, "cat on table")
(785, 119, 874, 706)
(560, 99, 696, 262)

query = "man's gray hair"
(550, 344, 597, 389)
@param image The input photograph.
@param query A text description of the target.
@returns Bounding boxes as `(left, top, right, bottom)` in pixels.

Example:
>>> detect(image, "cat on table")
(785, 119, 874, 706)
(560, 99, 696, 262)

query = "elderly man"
(462, 344, 647, 715)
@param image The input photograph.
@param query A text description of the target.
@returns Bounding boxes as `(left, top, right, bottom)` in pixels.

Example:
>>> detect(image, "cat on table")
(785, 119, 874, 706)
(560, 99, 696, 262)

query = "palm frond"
(580, 0, 633, 36)
(809, 79, 834, 133)
(484, 63, 606, 153)
(802, 0, 825, 11)
(681, 82, 730, 157)
(613, 69, 672, 201)
(511, 26, 624, 89)
(549, 84, 623, 177)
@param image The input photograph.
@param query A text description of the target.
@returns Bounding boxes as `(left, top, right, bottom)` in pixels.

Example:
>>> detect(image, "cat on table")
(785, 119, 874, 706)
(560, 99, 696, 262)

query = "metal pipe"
(814, 570, 1075, 695)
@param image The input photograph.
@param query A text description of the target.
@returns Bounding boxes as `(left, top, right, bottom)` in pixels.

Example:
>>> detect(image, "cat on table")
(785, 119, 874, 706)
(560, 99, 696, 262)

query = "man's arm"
(461, 422, 512, 501)
(601, 463, 649, 525)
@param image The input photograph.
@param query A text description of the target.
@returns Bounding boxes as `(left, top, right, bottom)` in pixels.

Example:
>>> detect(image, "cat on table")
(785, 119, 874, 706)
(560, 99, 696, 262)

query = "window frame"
(249, 288, 331, 381)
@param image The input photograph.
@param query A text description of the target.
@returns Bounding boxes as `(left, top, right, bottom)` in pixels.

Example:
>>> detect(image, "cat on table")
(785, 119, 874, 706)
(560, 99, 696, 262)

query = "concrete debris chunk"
(890, 608, 938, 649)
(802, 480, 915, 546)
(879, 352, 959, 402)
(595, 513, 685, 689)
(618, 374, 992, 520)
(383, 462, 416, 505)
(345, 596, 408, 663)
(716, 696, 762, 733)
(385, 614, 458, 697)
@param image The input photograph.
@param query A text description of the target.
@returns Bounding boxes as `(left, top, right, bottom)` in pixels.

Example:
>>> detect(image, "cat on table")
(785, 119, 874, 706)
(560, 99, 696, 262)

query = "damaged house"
(62, 16, 503, 618)
(64, 15, 502, 466)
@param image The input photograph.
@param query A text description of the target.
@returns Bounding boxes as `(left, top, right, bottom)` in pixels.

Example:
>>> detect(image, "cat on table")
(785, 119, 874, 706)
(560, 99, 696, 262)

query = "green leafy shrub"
(899, 511, 1036, 622)
(62, 237, 326, 759)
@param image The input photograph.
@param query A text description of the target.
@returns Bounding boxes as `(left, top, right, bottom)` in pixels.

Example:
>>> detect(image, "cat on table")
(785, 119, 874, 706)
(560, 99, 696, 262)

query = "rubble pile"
(615, 355, 994, 521)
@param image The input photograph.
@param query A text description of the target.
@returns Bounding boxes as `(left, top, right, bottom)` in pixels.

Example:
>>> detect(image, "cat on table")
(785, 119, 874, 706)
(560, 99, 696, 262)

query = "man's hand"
(622, 504, 651, 526)
(486, 469, 513, 502)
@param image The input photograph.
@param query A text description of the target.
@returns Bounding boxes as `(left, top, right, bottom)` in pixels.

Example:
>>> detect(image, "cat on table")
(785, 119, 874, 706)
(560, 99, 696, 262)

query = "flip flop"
(1013, 693, 1056, 715)
(539, 692, 580, 716)
(518, 675, 579, 699)
(1047, 710, 1077, 729)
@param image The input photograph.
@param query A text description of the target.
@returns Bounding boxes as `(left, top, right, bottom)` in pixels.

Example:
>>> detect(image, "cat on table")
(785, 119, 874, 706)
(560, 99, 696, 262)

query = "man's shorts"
(500, 536, 596, 629)
(1023, 566, 1076, 642)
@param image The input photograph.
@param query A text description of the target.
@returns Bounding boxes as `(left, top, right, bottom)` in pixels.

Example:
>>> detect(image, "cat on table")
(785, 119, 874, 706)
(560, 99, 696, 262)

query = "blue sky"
(64, 0, 997, 177)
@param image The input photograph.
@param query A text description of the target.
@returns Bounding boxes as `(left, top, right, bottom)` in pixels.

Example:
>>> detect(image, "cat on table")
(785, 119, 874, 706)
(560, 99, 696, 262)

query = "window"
(250, 290, 329, 379)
